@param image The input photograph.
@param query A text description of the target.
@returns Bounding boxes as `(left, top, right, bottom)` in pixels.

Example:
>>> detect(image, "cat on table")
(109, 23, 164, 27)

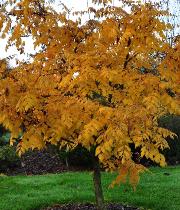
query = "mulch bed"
(20, 150, 67, 175)
(5, 149, 89, 176)
(42, 203, 139, 210)
(5, 150, 66, 176)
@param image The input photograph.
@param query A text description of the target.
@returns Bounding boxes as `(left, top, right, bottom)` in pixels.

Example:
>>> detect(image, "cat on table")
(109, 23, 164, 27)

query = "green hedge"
(159, 115, 180, 165)
(0, 145, 20, 172)
(58, 146, 93, 169)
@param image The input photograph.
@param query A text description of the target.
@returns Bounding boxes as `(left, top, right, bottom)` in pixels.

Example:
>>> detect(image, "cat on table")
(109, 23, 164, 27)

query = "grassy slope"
(0, 166, 179, 210)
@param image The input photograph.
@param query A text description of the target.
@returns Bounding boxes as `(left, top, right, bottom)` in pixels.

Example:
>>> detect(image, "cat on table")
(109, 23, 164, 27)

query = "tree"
(157, 0, 180, 46)
(0, 0, 179, 209)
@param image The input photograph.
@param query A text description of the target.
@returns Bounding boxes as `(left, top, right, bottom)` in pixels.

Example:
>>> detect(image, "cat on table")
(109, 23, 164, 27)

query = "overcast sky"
(0, 0, 179, 66)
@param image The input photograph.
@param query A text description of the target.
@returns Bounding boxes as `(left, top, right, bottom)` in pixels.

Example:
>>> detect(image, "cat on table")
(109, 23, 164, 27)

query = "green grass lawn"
(0, 166, 179, 210)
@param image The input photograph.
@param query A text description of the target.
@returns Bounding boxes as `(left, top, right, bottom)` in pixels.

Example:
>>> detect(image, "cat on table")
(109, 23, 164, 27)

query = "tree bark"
(93, 156, 107, 210)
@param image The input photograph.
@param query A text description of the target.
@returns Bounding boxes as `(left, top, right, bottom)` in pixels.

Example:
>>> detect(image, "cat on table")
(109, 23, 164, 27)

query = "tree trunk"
(65, 157, 69, 169)
(93, 156, 107, 210)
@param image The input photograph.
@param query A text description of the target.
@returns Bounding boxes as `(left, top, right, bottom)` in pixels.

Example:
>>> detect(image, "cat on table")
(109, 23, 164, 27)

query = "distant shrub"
(0, 126, 10, 146)
(58, 146, 93, 169)
(0, 145, 20, 172)
(159, 115, 180, 165)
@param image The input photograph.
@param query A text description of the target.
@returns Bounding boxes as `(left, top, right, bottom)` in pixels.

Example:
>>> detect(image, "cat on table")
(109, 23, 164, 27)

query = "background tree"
(0, 1, 179, 209)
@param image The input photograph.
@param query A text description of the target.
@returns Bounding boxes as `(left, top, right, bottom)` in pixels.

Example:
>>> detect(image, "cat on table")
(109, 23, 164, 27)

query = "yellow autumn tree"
(0, 0, 179, 209)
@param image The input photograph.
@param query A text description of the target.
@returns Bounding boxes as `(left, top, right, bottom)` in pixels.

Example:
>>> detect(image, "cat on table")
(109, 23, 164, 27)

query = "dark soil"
(6, 149, 88, 176)
(5, 150, 66, 175)
(42, 203, 139, 210)
(20, 150, 67, 175)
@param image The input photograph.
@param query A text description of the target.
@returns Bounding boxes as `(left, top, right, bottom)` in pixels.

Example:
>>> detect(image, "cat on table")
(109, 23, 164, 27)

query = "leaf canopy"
(0, 0, 179, 187)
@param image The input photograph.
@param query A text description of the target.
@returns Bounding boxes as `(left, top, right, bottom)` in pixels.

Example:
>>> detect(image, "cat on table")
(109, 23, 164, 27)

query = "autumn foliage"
(0, 0, 179, 191)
